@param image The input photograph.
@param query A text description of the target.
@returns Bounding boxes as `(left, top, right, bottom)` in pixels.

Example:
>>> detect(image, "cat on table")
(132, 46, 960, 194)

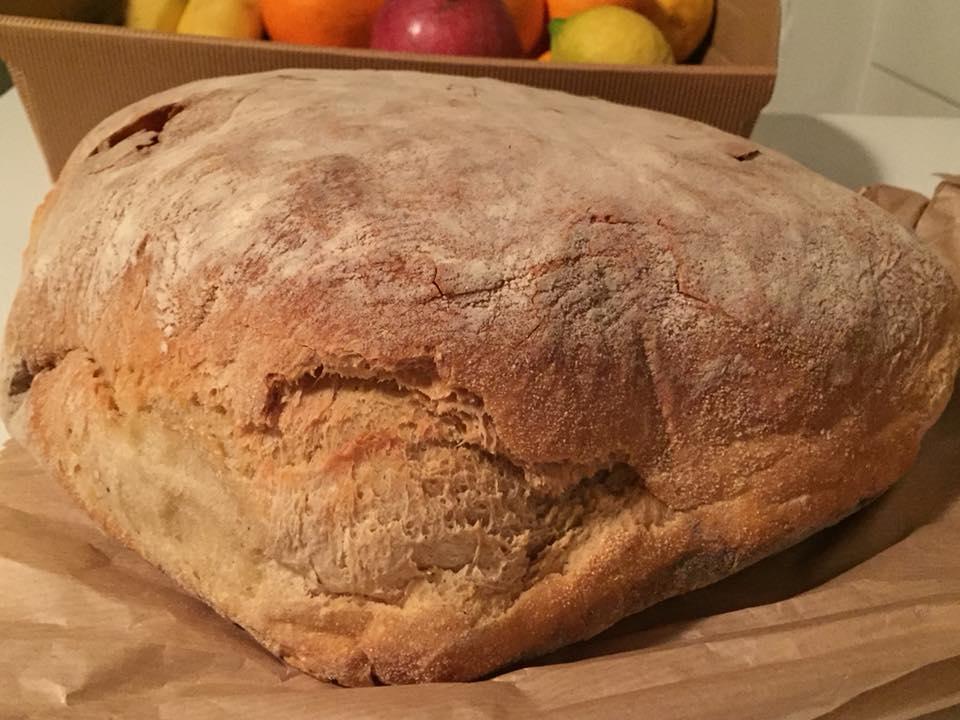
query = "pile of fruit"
(126, 0, 714, 65)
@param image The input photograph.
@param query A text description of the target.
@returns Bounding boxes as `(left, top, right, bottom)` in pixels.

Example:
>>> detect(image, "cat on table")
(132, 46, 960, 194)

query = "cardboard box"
(0, 0, 778, 179)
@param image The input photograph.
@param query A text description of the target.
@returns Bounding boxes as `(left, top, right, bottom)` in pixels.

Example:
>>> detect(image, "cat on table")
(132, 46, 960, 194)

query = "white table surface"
(2, 88, 960, 445)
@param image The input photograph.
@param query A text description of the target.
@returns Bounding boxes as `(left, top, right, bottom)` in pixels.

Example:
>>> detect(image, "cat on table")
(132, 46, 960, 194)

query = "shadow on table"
(531, 380, 960, 667)
(752, 113, 882, 190)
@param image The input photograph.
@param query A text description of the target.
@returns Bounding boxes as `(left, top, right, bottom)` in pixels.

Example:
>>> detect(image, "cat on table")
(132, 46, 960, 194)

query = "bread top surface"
(3, 69, 958, 498)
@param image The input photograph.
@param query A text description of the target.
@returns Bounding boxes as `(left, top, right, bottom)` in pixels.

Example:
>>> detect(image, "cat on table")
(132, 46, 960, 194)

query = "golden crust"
(2, 70, 958, 685)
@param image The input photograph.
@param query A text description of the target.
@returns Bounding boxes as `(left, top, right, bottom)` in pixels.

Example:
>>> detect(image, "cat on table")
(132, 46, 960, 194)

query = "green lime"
(552, 6, 675, 65)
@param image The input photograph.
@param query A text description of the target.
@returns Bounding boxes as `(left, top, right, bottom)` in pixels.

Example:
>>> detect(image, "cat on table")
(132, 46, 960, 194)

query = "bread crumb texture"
(2, 70, 958, 685)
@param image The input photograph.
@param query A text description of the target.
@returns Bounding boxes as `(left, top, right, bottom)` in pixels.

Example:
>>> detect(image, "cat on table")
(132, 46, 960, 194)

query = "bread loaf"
(2, 70, 958, 685)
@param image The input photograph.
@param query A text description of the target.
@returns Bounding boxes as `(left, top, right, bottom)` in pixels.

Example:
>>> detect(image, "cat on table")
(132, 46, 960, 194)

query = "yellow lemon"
(551, 5, 674, 65)
(547, 0, 713, 61)
(126, 0, 188, 32)
(176, 0, 262, 39)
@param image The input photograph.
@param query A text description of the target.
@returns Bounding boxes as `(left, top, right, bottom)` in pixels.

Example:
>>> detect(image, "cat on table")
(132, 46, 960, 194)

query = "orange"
(633, 0, 713, 62)
(503, 0, 547, 56)
(546, 0, 713, 61)
(261, 0, 384, 47)
(547, 0, 635, 20)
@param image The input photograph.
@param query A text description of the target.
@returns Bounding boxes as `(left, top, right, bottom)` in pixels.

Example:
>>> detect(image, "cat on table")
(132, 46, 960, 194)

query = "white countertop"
(0, 90, 48, 337)
(752, 112, 960, 197)
(2, 88, 960, 445)
(0, 90, 47, 445)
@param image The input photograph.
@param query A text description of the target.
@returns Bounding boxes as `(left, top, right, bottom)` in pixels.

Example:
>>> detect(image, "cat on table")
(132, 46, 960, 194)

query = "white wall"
(769, 0, 960, 116)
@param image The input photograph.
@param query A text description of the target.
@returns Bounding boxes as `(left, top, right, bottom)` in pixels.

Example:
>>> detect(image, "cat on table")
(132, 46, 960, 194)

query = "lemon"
(551, 6, 675, 65)
(126, 0, 188, 32)
(176, 0, 262, 39)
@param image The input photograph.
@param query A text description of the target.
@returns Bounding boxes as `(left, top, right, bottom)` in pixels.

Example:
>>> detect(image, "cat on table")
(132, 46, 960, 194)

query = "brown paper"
(4, 186, 960, 718)
(916, 176, 960, 286)
(859, 184, 930, 230)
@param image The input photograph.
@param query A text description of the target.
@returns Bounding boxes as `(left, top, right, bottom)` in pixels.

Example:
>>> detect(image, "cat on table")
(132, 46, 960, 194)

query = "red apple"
(371, 0, 522, 58)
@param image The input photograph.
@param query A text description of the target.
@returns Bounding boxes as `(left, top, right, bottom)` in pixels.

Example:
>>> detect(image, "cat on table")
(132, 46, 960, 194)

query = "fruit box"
(0, 0, 779, 179)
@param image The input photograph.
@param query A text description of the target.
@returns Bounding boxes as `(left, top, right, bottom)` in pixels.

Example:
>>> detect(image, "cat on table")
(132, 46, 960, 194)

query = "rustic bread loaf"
(2, 70, 958, 686)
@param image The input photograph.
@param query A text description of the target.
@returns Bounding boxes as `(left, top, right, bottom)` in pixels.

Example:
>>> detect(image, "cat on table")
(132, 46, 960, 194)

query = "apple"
(371, 0, 521, 58)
